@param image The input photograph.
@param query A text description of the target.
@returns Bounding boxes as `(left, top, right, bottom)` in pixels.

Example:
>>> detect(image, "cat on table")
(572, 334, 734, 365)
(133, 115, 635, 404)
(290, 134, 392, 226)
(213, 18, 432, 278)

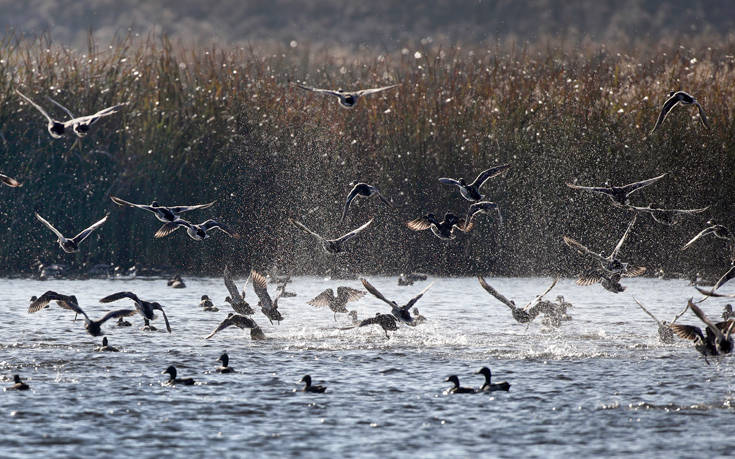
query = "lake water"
(1, 276, 733, 458)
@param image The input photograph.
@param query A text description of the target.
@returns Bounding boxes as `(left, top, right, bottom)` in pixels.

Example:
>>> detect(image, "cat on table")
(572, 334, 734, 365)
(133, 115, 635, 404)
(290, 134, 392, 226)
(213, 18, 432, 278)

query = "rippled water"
(2, 276, 734, 458)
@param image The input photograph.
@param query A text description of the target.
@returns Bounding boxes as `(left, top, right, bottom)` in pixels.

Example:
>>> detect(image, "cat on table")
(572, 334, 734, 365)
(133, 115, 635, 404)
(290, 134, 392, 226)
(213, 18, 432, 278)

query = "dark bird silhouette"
(99, 291, 171, 332)
(110, 196, 216, 223)
(223, 266, 255, 315)
(307, 286, 366, 321)
(566, 174, 666, 207)
(35, 212, 108, 253)
(406, 212, 471, 240)
(361, 278, 433, 325)
(439, 164, 510, 202)
(216, 352, 235, 373)
(476, 367, 510, 392)
(299, 375, 327, 393)
(251, 270, 285, 324)
(30, 291, 134, 337)
(357, 313, 399, 338)
(340, 182, 391, 223)
(290, 217, 373, 254)
(477, 276, 558, 323)
(6, 375, 29, 391)
(155, 219, 239, 240)
(205, 313, 266, 340)
(444, 375, 476, 394)
(162, 366, 195, 386)
(295, 83, 399, 108)
(650, 90, 710, 133)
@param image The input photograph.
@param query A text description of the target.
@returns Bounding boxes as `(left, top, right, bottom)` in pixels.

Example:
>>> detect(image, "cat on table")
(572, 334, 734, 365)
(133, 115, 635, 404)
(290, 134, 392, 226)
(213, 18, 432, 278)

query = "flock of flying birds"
(1, 83, 732, 392)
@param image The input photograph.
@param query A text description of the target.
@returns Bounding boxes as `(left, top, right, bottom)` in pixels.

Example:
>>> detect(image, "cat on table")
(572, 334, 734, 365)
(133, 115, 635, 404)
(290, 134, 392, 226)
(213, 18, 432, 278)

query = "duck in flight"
(16, 89, 125, 138)
(205, 312, 266, 340)
(223, 266, 255, 315)
(624, 203, 709, 226)
(155, 219, 239, 240)
(477, 276, 558, 324)
(289, 217, 373, 254)
(0, 173, 21, 187)
(650, 91, 710, 134)
(295, 83, 399, 108)
(671, 299, 734, 362)
(439, 164, 510, 202)
(29, 291, 135, 336)
(307, 286, 366, 321)
(251, 270, 285, 324)
(406, 212, 471, 240)
(340, 182, 391, 223)
(563, 215, 646, 281)
(632, 297, 680, 344)
(361, 278, 433, 325)
(465, 201, 503, 227)
(566, 173, 666, 207)
(110, 196, 216, 224)
(99, 291, 171, 332)
(354, 313, 398, 338)
(683, 222, 735, 291)
(35, 212, 108, 253)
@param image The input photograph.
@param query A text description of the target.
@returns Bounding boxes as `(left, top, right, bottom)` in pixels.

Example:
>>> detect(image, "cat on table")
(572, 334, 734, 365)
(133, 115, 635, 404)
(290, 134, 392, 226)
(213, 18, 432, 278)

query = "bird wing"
(466, 201, 501, 226)
(688, 299, 724, 341)
(251, 270, 273, 310)
(307, 289, 334, 307)
(438, 177, 462, 187)
(340, 185, 361, 223)
(223, 265, 244, 303)
(16, 90, 54, 122)
(46, 96, 76, 119)
(29, 291, 72, 313)
(289, 218, 323, 240)
(714, 265, 735, 291)
(205, 315, 237, 339)
(0, 173, 22, 187)
(97, 308, 137, 324)
(99, 291, 140, 304)
(523, 277, 558, 310)
(650, 93, 680, 133)
(169, 201, 217, 213)
(565, 182, 616, 197)
(35, 213, 65, 239)
(694, 286, 735, 298)
(406, 216, 432, 231)
(470, 164, 511, 189)
(152, 304, 172, 332)
(295, 84, 341, 97)
(682, 226, 718, 250)
(360, 278, 395, 307)
(334, 218, 373, 244)
(623, 266, 647, 278)
(633, 297, 662, 327)
(477, 276, 515, 309)
(618, 174, 667, 196)
(337, 286, 366, 303)
(110, 196, 157, 213)
(201, 219, 240, 238)
(562, 236, 608, 264)
(404, 281, 434, 310)
(670, 324, 704, 342)
(71, 214, 108, 244)
(154, 222, 185, 238)
(358, 316, 381, 327)
(695, 102, 711, 129)
(355, 84, 400, 97)
(610, 214, 638, 259)
(72, 103, 126, 125)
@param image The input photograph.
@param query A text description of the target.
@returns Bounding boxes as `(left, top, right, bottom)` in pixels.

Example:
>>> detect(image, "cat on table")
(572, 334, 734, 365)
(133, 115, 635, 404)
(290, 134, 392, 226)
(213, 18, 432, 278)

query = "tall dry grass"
(0, 33, 733, 277)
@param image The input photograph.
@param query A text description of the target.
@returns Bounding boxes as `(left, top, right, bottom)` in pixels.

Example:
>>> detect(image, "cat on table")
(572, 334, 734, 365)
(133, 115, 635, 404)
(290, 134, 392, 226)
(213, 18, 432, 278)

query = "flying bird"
(0, 173, 21, 187)
(477, 276, 558, 323)
(35, 212, 108, 253)
(566, 174, 666, 207)
(624, 203, 709, 226)
(29, 291, 135, 337)
(406, 212, 471, 240)
(223, 266, 255, 315)
(155, 219, 239, 240)
(16, 89, 125, 138)
(99, 291, 171, 332)
(295, 83, 399, 108)
(465, 201, 503, 227)
(439, 164, 510, 202)
(650, 91, 710, 134)
(340, 182, 391, 223)
(251, 270, 285, 324)
(632, 297, 676, 344)
(356, 313, 399, 338)
(110, 196, 216, 224)
(360, 278, 433, 325)
(307, 286, 366, 321)
(289, 217, 373, 254)
(205, 312, 266, 340)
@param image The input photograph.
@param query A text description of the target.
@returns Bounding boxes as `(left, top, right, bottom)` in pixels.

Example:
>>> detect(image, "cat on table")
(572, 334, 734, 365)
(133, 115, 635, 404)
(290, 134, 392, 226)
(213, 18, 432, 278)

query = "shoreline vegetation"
(0, 32, 733, 278)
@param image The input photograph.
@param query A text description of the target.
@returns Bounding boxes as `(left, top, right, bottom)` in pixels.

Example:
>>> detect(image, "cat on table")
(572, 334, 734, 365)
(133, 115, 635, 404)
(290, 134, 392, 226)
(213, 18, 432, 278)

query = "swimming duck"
(154, 218, 240, 240)
(307, 286, 366, 321)
(168, 275, 186, 289)
(340, 182, 392, 223)
(299, 374, 327, 393)
(5, 375, 29, 391)
(477, 276, 558, 324)
(99, 291, 172, 333)
(295, 83, 399, 109)
(95, 337, 119, 352)
(360, 278, 433, 325)
(205, 313, 266, 340)
(650, 90, 710, 134)
(439, 164, 511, 202)
(566, 174, 667, 207)
(289, 217, 374, 254)
(198, 295, 219, 312)
(162, 366, 195, 386)
(216, 352, 235, 373)
(16, 89, 125, 138)
(251, 270, 285, 324)
(406, 212, 472, 240)
(477, 367, 510, 392)
(633, 298, 675, 344)
(624, 203, 709, 226)
(564, 215, 646, 280)
(397, 272, 428, 286)
(30, 291, 135, 336)
(0, 173, 21, 187)
(223, 266, 255, 315)
(357, 313, 398, 338)
(110, 196, 216, 224)
(116, 317, 132, 327)
(35, 212, 108, 253)
(444, 375, 476, 394)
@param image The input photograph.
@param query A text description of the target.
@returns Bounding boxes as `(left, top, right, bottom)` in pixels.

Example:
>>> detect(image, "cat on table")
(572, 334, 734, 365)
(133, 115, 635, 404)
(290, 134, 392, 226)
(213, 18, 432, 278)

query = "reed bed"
(0, 33, 733, 277)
